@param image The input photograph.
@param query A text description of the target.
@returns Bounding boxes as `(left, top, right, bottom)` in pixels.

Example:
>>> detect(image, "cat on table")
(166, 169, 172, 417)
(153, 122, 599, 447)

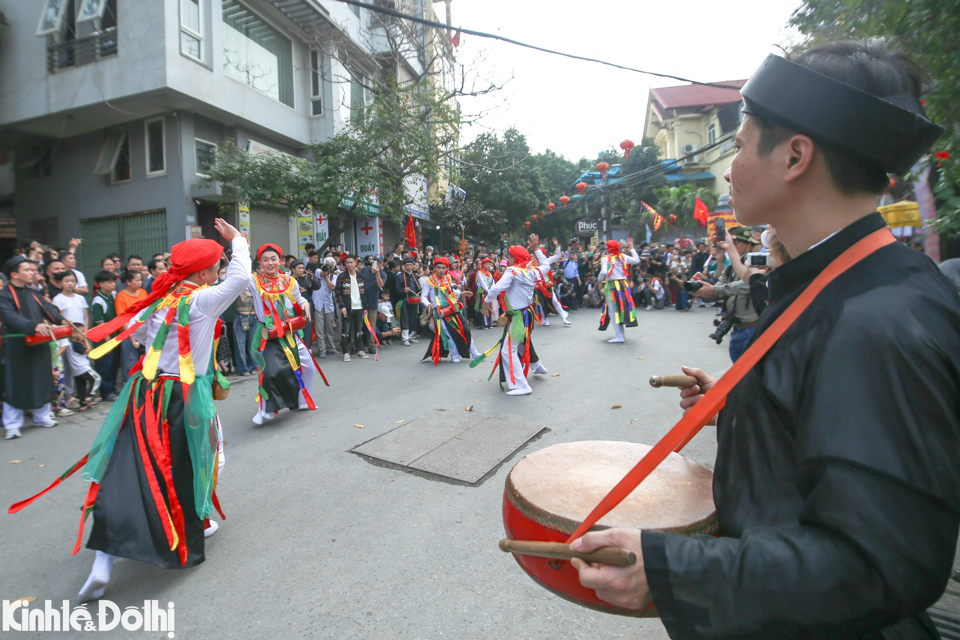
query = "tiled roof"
(650, 80, 746, 110)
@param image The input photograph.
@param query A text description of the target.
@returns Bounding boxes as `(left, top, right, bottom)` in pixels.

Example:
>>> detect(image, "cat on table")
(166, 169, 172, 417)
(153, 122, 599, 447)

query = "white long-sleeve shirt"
(133, 237, 251, 378)
(599, 249, 640, 281)
(484, 262, 550, 311)
(247, 274, 310, 322)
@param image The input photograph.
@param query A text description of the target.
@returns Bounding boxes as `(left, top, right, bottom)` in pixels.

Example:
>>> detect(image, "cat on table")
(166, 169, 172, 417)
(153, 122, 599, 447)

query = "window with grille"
(195, 139, 217, 176)
(222, 0, 294, 107)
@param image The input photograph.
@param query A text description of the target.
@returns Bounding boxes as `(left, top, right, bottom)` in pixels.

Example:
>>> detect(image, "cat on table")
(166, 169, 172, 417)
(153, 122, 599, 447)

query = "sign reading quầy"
(576, 217, 599, 237)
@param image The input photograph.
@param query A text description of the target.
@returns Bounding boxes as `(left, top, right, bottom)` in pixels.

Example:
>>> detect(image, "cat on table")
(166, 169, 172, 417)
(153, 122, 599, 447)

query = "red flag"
(451, 30, 461, 47)
(404, 213, 417, 250)
(642, 201, 663, 231)
(694, 196, 709, 227)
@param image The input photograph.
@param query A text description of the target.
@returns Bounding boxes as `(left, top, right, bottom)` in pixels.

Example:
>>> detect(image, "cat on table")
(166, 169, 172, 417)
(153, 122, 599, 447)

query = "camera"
(320, 264, 331, 273)
(683, 280, 704, 293)
(745, 252, 769, 267)
(708, 311, 737, 344)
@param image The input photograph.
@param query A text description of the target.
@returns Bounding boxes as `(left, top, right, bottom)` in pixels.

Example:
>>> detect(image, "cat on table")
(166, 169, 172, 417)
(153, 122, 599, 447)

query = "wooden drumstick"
(499, 539, 636, 567)
(649, 375, 699, 389)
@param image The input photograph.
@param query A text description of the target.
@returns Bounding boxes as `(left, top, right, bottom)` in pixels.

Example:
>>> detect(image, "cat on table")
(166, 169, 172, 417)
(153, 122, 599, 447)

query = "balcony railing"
(47, 27, 118, 73)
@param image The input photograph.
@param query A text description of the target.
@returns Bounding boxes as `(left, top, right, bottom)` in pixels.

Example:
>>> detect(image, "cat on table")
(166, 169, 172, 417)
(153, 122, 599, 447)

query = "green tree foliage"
(458, 128, 548, 230)
(204, 75, 459, 251)
(789, 0, 960, 231)
(428, 200, 508, 243)
(649, 185, 718, 228)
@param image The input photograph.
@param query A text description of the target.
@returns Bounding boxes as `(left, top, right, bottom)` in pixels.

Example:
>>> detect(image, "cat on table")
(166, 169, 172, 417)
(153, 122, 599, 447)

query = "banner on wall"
(356, 216, 382, 257)
(297, 208, 314, 256)
(238, 204, 250, 235)
(314, 211, 330, 248)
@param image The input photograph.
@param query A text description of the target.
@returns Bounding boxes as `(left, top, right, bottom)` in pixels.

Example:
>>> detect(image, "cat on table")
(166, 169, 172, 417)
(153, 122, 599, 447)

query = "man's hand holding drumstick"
(571, 365, 718, 608)
(571, 529, 651, 610)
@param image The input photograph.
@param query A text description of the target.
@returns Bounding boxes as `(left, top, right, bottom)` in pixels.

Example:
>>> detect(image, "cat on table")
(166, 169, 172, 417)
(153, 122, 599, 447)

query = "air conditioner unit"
(682, 143, 699, 164)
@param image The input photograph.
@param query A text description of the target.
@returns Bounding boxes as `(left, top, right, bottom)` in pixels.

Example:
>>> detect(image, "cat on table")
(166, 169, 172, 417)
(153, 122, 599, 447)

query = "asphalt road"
(2, 303, 734, 639)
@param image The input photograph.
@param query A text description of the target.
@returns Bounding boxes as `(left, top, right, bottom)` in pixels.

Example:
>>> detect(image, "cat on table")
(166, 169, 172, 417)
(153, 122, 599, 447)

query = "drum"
(502, 440, 717, 617)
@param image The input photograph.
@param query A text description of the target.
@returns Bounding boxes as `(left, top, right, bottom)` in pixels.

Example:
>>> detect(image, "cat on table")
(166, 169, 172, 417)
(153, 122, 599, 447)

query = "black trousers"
(400, 300, 420, 333)
(341, 309, 365, 354)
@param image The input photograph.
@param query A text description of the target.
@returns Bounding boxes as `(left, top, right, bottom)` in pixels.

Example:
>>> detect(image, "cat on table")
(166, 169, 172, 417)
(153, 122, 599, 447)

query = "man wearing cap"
(476, 237, 551, 396)
(596, 238, 640, 343)
(360, 254, 385, 355)
(691, 225, 761, 362)
(395, 257, 422, 347)
(572, 40, 960, 639)
(0, 256, 69, 438)
(421, 257, 478, 365)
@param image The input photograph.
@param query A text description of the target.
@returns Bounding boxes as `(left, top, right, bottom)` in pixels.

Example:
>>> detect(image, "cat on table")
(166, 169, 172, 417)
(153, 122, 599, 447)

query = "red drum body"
(502, 441, 717, 617)
(24, 325, 74, 346)
(268, 315, 306, 339)
(437, 305, 458, 319)
(406, 297, 421, 305)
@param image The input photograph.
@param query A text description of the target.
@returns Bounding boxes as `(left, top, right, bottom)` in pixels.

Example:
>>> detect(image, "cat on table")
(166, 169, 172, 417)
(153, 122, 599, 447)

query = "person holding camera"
(311, 257, 340, 358)
(691, 226, 760, 362)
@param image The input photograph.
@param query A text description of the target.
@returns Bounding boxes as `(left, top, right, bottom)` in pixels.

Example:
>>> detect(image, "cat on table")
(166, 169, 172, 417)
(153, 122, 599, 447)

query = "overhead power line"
(333, 0, 744, 89)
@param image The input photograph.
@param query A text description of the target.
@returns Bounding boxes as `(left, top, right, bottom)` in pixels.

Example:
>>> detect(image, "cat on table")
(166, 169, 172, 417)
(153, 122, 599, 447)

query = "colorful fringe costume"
(597, 241, 640, 342)
(471, 246, 550, 396)
(421, 271, 474, 365)
(8, 237, 250, 574)
(249, 271, 326, 416)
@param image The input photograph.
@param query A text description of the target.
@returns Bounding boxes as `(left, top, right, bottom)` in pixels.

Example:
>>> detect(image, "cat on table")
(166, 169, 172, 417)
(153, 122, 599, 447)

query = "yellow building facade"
(643, 81, 745, 198)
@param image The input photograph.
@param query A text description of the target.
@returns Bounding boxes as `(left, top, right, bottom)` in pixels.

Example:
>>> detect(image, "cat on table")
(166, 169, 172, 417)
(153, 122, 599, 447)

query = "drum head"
(506, 441, 716, 535)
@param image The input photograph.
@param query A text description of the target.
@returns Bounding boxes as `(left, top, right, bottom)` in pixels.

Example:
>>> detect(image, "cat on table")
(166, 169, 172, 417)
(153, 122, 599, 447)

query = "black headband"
(740, 54, 943, 175)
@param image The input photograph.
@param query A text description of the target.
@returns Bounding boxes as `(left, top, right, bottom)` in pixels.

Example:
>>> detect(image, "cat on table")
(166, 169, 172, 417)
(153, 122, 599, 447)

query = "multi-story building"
(0, 0, 453, 272)
(643, 80, 745, 199)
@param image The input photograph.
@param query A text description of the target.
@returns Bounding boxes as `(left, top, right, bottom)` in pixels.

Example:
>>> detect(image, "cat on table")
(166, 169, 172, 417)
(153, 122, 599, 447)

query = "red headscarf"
(257, 244, 283, 262)
(606, 240, 621, 256)
(434, 257, 450, 268)
(87, 239, 225, 343)
(509, 246, 531, 267)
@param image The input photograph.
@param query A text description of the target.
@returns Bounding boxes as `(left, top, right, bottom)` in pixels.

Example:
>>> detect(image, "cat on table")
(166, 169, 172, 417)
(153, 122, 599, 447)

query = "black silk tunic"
(643, 213, 960, 639)
(0, 285, 64, 409)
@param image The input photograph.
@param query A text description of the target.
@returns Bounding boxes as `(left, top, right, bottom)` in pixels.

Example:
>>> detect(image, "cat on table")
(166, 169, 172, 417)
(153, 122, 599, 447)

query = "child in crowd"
(51, 333, 71, 417)
(377, 291, 395, 344)
(115, 269, 146, 383)
(51, 271, 101, 411)
(90, 270, 119, 400)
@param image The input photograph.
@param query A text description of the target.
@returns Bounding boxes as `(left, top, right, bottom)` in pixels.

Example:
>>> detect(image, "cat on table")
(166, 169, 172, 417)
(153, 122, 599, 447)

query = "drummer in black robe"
(0, 256, 68, 439)
(571, 40, 960, 639)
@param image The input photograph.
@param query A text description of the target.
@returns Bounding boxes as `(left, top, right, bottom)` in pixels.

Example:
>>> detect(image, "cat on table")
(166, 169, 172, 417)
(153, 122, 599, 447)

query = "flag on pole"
(451, 30, 461, 47)
(404, 213, 418, 250)
(694, 196, 709, 227)
(642, 201, 663, 231)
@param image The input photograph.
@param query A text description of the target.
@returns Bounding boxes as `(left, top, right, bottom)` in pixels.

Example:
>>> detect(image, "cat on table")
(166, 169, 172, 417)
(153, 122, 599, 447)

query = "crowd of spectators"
(0, 227, 787, 416)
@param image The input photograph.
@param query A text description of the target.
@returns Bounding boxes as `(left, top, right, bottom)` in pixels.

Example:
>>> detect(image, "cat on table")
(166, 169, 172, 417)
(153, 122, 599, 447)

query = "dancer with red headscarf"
(473, 236, 552, 396)
(597, 238, 639, 343)
(9, 219, 249, 602)
(421, 257, 480, 364)
(249, 244, 322, 425)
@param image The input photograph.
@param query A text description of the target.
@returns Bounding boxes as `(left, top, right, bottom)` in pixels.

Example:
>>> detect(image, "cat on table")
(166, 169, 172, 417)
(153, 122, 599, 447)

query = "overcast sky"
(451, 0, 804, 161)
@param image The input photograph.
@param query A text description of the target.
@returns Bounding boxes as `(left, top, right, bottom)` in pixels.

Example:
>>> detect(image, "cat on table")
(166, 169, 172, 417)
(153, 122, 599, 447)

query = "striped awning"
(268, 0, 334, 35)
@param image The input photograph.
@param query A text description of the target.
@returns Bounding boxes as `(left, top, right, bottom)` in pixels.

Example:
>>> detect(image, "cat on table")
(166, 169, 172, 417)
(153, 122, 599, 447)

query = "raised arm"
(192, 222, 251, 319)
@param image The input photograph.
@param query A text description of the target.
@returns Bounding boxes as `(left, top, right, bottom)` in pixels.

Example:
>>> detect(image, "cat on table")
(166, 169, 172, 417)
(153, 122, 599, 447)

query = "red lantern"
(548, 203, 555, 213)
(667, 214, 677, 224)
(596, 162, 610, 178)
(525, 221, 531, 229)
(559, 196, 570, 207)
(575, 182, 587, 196)
(620, 139, 635, 161)
(533, 215, 538, 221)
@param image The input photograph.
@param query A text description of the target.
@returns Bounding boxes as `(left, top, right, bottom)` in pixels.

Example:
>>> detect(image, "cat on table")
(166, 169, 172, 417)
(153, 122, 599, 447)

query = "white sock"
(506, 386, 532, 396)
(265, 412, 276, 420)
(253, 411, 264, 425)
(78, 551, 114, 603)
(204, 520, 219, 538)
(531, 361, 549, 374)
(607, 337, 625, 343)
